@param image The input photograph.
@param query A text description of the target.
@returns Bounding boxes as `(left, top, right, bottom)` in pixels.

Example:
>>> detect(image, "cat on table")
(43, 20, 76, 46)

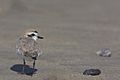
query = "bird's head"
(24, 29, 44, 41)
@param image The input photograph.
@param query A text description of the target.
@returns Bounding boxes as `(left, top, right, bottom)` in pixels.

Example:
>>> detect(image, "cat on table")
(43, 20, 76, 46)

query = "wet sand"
(0, 0, 120, 80)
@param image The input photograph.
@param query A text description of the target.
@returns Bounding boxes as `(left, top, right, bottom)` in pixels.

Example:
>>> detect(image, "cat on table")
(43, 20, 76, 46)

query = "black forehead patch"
(33, 31, 38, 33)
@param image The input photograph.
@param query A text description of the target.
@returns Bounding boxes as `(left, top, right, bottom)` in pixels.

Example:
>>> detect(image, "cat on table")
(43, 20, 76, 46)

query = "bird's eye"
(31, 34, 35, 36)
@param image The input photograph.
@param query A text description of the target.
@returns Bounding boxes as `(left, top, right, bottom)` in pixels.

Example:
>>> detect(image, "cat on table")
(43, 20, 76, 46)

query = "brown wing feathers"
(17, 37, 40, 59)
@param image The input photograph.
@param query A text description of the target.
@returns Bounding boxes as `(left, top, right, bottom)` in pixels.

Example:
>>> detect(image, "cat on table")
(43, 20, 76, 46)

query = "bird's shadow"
(10, 64, 37, 76)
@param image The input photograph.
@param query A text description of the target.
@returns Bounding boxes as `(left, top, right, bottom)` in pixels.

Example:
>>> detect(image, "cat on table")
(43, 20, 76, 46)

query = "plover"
(16, 29, 44, 74)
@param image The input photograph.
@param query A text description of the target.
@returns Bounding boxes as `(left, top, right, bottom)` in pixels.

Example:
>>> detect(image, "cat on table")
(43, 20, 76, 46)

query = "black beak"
(37, 36, 44, 39)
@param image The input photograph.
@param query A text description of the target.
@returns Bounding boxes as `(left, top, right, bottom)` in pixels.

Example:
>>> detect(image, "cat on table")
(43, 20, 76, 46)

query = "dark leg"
(18, 59, 26, 74)
(33, 60, 35, 69)
(22, 59, 26, 74)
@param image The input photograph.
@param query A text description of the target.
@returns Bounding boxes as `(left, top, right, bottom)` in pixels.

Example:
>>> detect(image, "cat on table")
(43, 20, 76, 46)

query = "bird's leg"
(33, 60, 35, 69)
(21, 59, 26, 74)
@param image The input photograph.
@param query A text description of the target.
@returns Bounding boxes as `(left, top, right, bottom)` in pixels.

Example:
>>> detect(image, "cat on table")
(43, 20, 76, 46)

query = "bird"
(16, 29, 44, 74)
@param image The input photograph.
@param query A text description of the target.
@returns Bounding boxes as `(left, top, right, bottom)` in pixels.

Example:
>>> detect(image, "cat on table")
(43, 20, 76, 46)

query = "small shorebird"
(16, 29, 44, 74)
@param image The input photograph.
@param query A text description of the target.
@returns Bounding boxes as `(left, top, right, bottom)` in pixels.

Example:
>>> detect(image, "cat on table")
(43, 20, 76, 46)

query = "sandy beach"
(0, 0, 120, 80)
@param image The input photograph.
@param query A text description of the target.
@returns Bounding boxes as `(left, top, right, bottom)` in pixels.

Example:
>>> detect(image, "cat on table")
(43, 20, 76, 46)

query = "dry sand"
(0, 0, 120, 80)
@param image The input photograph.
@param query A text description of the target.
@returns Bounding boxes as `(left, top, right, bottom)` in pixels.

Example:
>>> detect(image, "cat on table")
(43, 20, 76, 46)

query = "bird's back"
(16, 37, 42, 60)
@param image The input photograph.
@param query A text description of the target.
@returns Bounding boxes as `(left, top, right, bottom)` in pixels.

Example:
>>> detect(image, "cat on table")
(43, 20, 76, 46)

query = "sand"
(0, 0, 120, 80)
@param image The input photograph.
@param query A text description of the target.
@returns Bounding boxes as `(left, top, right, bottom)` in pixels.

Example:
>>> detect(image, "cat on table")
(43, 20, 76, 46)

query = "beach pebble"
(83, 69, 101, 76)
(96, 48, 111, 57)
